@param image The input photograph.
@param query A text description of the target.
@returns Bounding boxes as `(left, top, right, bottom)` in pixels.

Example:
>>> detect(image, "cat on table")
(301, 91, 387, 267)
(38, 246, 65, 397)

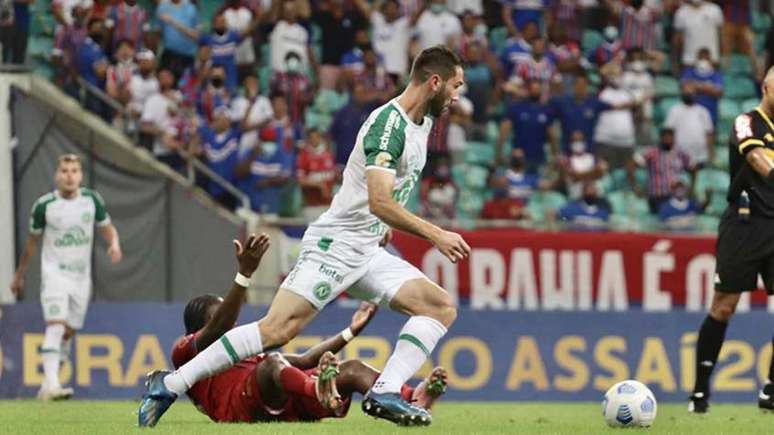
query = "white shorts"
(280, 245, 426, 310)
(40, 274, 91, 330)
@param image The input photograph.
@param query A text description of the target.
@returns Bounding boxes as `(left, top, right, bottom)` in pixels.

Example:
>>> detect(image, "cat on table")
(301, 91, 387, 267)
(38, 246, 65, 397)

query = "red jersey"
(170, 333, 350, 423)
(296, 147, 336, 206)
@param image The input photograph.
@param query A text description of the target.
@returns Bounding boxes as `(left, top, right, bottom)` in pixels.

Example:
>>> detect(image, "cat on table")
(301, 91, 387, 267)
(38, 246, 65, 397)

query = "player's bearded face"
(429, 82, 451, 117)
(55, 163, 83, 194)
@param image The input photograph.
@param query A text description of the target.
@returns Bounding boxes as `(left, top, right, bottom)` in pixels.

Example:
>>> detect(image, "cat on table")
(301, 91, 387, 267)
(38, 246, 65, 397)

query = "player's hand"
(159, 13, 172, 24)
(432, 230, 471, 264)
(349, 302, 378, 336)
(235, 233, 271, 277)
(379, 228, 393, 247)
(10, 274, 24, 299)
(107, 243, 123, 264)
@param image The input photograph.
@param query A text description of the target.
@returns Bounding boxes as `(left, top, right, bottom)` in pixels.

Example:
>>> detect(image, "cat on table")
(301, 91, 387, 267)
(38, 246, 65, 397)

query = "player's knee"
(434, 293, 457, 327)
(710, 303, 736, 322)
(339, 360, 367, 378)
(259, 318, 299, 347)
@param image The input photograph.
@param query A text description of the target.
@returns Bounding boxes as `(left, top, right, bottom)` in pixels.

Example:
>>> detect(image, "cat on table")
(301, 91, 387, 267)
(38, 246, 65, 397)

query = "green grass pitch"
(0, 400, 772, 434)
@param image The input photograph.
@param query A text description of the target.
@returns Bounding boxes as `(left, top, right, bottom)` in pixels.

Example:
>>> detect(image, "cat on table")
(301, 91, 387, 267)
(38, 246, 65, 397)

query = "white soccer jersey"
(29, 188, 111, 283)
(305, 99, 433, 257)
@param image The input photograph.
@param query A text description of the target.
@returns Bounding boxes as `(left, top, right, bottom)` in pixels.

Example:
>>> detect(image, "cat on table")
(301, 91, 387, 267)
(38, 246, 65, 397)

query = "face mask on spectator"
(571, 141, 586, 154)
(629, 60, 646, 73)
(214, 27, 226, 36)
(286, 57, 301, 73)
(493, 187, 508, 199)
(603, 26, 618, 43)
(211, 77, 225, 88)
(583, 194, 597, 206)
(261, 141, 278, 156)
(696, 59, 713, 75)
(510, 157, 525, 171)
(436, 165, 450, 179)
(681, 93, 695, 105)
(90, 32, 104, 44)
(631, 0, 643, 8)
(429, 4, 445, 14)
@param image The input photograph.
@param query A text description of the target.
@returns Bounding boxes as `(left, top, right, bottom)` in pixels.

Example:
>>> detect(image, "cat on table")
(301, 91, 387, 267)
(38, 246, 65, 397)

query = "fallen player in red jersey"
(165, 233, 447, 423)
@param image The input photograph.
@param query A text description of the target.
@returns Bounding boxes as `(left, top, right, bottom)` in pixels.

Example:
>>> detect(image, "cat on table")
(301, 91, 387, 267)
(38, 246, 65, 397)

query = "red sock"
(279, 366, 317, 398)
(400, 384, 414, 401)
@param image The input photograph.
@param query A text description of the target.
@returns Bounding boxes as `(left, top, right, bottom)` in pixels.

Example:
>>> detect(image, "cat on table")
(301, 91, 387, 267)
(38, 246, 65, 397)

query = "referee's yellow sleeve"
(739, 138, 765, 153)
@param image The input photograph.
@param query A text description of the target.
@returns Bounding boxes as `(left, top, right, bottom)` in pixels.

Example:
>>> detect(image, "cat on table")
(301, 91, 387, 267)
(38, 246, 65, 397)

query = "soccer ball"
(602, 380, 657, 428)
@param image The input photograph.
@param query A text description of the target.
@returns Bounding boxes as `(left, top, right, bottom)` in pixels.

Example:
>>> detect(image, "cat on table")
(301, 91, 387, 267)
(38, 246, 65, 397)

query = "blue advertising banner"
(1, 303, 772, 402)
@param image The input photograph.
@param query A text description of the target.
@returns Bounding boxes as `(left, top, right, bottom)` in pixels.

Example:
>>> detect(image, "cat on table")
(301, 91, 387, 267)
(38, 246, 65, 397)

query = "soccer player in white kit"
(139, 45, 469, 427)
(11, 154, 123, 400)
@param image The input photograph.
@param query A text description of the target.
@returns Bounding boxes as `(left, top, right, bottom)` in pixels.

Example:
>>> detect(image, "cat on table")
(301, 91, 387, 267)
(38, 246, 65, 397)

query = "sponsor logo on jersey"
(318, 264, 343, 283)
(375, 151, 392, 168)
(379, 110, 400, 150)
(54, 226, 91, 248)
(313, 282, 332, 301)
(736, 114, 753, 140)
(317, 237, 333, 252)
(81, 212, 93, 224)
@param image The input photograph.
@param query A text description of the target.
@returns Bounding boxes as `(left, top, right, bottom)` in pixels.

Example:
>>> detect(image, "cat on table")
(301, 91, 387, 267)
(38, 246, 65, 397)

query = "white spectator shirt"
(414, 9, 462, 50)
(621, 69, 654, 118)
(673, 2, 723, 64)
(593, 87, 636, 147)
(53, 0, 93, 26)
(129, 74, 159, 114)
(232, 95, 274, 154)
(141, 92, 175, 155)
(371, 12, 411, 77)
(663, 102, 714, 166)
(223, 6, 255, 64)
(269, 20, 309, 72)
(447, 0, 483, 15)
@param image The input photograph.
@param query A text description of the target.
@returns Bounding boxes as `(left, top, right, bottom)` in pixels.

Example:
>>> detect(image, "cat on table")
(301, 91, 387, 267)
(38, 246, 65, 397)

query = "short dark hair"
(115, 38, 134, 50)
(183, 294, 221, 335)
(409, 45, 462, 84)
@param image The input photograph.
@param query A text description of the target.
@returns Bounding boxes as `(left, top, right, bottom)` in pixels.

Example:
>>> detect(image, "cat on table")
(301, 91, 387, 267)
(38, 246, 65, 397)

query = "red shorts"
(231, 366, 352, 422)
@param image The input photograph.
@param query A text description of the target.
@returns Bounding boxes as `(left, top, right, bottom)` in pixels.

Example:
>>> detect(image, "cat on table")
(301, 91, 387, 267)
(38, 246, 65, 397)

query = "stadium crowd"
(2, 0, 773, 231)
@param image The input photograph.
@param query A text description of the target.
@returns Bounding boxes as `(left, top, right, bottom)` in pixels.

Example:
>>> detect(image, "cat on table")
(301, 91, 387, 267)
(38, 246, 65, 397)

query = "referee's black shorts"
(715, 208, 774, 295)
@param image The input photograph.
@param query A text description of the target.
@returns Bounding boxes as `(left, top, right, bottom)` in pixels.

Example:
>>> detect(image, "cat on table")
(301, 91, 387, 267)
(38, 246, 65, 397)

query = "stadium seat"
(718, 98, 740, 122)
(713, 146, 730, 171)
(458, 188, 485, 217)
(696, 215, 720, 234)
(485, 121, 499, 145)
(753, 11, 772, 32)
(314, 90, 348, 114)
(655, 97, 679, 124)
(654, 75, 680, 98)
(608, 190, 649, 216)
(463, 165, 490, 190)
(726, 54, 753, 75)
(258, 65, 272, 93)
(716, 118, 733, 143)
(695, 168, 730, 217)
(741, 97, 760, 112)
(528, 191, 567, 222)
(465, 141, 497, 166)
(725, 76, 757, 99)
(489, 27, 510, 54)
(581, 29, 603, 52)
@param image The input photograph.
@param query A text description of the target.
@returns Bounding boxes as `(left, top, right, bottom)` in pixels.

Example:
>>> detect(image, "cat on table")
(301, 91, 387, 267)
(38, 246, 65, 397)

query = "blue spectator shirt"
(340, 48, 364, 71)
(199, 126, 241, 197)
(242, 143, 293, 214)
(499, 37, 531, 77)
(329, 102, 374, 166)
(550, 95, 611, 152)
(77, 37, 107, 87)
(658, 197, 700, 230)
(559, 200, 610, 230)
(681, 67, 723, 124)
(200, 31, 241, 90)
(14, 1, 30, 32)
(464, 63, 493, 123)
(157, 0, 199, 57)
(502, 0, 548, 31)
(505, 99, 554, 166)
(504, 169, 539, 204)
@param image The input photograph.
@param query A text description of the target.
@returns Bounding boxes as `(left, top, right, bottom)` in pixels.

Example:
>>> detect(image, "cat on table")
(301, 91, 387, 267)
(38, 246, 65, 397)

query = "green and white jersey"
(29, 188, 111, 282)
(305, 99, 432, 258)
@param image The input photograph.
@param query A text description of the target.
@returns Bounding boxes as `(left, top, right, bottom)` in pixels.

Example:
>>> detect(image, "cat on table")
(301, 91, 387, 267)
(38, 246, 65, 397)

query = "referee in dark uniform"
(689, 68, 774, 413)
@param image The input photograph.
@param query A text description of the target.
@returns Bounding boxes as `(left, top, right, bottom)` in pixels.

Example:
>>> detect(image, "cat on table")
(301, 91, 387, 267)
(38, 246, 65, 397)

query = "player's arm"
(737, 113, 774, 179)
(194, 234, 271, 351)
(282, 303, 377, 370)
(99, 224, 122, 264)
(367, 170, 470, 263)
(10, 234, 41, 299)
(158, 13, 200, 40)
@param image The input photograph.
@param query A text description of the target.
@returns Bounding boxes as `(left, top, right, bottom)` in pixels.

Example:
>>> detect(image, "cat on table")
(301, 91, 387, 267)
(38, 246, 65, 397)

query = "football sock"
(279, 366, 317, 398)
(60, 336, 72, 363)
(693, 315, 728, 396)
(371, 316, 446, 395)
(41, 324, 65, 390)
(164, 322, 263, 395)
(768, 335, 774, 384)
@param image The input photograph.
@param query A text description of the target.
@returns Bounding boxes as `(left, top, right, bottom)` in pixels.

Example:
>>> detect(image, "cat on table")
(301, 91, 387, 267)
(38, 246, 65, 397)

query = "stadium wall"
(7, 73, 246, 302)
(1, 302, 772, 403)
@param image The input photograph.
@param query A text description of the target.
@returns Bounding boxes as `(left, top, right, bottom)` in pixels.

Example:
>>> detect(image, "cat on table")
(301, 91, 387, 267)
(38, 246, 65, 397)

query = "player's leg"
(335, 359, 445, 409)
(349, 251, 454, 425)
(163, 289, 319, 396)
(757, 258, 774, 410)
(38, 285, 74, 400)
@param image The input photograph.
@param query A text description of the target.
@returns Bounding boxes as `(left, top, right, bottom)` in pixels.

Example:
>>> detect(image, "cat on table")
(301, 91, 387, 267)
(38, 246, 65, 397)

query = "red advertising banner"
(391, 229, 772, 311)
